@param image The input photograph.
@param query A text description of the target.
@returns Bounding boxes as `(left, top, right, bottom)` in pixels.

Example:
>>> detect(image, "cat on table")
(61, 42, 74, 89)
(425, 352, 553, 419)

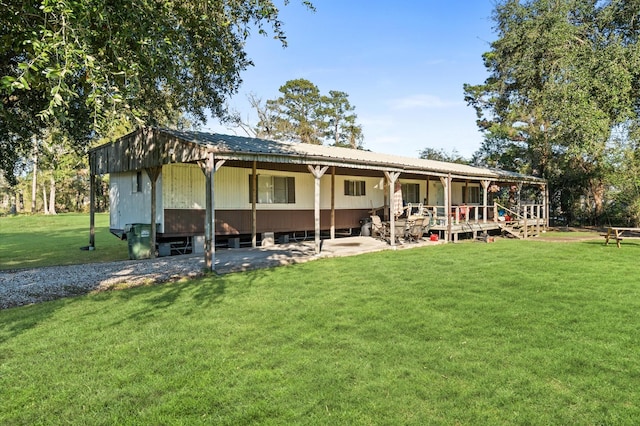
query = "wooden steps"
(498, 219, 544, 239)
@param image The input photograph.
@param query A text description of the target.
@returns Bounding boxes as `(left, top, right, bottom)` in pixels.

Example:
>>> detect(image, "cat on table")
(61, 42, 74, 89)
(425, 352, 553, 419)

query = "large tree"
(256, 78, 364, 146)
(322, 90, 363, 149)
(0, 0, 313, 184)
(465, 0, 640, 224)
(263, 78, 324, 144)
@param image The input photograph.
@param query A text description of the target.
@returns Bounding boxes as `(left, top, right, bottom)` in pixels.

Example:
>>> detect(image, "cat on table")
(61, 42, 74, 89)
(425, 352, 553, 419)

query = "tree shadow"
(0, 297, 74, 345)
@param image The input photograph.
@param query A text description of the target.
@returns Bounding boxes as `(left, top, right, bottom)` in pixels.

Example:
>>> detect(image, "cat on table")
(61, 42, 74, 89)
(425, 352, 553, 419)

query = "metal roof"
(158, 128, 545, 184)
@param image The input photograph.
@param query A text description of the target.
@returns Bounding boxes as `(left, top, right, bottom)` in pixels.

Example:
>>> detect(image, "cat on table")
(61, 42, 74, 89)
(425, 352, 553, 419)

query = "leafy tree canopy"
(256, 78, 364, 147)
(419, 147, 468, 164)
(0, 0, 313, 184)
(464, 0, 640, 223)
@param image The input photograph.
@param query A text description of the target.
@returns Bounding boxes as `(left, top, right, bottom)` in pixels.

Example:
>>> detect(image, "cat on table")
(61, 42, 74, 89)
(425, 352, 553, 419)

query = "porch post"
(145, 167, 162, 258)
(384, 171, 400, 247)
(330, 167, 335, 240)
(308, 165, 329, 254)
(447, 174, 452, 242)
(204, 153, 214, 270)
(89, 167, 96, 249)
(481, 180, 490, 224)
(425, 176, 430, 206)
(543, 183, 549, 229)
(439, 175, 450, 242)
(252, 161, 257, 248)
(201, 154, 225, 271)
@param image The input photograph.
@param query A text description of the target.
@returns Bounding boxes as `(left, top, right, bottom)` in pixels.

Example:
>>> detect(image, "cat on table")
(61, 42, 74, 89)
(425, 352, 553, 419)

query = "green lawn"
(0, 213, 128, 270)
(1, 221, 639, 424)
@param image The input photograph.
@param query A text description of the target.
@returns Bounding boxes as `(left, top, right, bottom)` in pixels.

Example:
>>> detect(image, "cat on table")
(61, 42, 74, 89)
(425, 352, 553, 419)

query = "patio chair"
(405, 217, 428, 242)
(370, 215, 387, 240)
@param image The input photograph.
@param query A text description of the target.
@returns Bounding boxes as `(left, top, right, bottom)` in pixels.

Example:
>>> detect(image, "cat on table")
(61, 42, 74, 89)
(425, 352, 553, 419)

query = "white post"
(384, 171, 401, 247)
(440, 175, 450, 242)
(481, 180, 490, 224)
(308, 165, 329, 254)
(201, 155, 225, 271)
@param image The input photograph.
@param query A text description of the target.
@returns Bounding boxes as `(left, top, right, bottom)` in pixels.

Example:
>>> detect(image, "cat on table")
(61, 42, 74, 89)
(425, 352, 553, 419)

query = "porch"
(391, 201, 546, 242)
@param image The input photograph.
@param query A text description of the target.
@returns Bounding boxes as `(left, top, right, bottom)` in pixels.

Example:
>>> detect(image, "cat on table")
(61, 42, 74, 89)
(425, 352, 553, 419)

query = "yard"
(1, 214, 639, 424)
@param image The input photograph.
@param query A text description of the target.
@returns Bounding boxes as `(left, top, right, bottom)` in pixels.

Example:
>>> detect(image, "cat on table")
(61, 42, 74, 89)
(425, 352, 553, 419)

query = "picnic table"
(602, 227, 640, 248)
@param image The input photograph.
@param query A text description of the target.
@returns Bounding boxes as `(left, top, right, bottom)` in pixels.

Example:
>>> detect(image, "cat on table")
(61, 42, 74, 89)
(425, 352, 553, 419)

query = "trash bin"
(360, 217, 372, 237)
(126, 223, 152, 260)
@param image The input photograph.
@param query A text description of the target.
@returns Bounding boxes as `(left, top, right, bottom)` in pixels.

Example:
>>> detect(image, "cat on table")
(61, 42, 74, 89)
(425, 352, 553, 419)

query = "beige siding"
(162, 164, 205, 209)
(213, 166, 248, 209)
(451, 182, 481, 205)
(323, 176, 386, 209)
(215, 167, 317, 210)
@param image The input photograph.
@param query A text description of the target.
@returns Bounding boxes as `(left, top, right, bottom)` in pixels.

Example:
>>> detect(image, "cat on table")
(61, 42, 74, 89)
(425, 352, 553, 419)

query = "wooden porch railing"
(493, 202, 546, 238)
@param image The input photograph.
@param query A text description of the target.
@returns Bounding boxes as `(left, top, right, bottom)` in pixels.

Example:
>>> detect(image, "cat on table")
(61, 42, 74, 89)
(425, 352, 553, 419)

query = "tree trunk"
(591, 178, 605, 222)
(31, 137, 38, 213)
(49, 175, 57, 215)
(42, 183, 49, 214)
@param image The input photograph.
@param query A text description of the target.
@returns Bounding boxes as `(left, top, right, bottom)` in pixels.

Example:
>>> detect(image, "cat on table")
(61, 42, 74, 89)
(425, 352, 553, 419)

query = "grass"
(1, 220, 640, 424)
(0, 213, 128, 270)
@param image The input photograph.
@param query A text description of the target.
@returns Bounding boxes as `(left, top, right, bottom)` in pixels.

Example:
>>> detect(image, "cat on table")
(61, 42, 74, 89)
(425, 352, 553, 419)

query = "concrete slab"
(212, 235, 442, 273)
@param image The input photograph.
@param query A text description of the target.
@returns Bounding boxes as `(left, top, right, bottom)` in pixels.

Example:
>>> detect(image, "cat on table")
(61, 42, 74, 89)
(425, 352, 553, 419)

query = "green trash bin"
(126, 223, 152, 260)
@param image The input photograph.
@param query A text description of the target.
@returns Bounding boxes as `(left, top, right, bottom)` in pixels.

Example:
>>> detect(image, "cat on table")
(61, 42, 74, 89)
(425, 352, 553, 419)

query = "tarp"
(392, 183, 403, 218)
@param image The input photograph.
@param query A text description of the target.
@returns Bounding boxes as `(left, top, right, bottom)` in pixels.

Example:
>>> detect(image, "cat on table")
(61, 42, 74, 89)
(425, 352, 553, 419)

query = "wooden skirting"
(164, 208, 370, 236)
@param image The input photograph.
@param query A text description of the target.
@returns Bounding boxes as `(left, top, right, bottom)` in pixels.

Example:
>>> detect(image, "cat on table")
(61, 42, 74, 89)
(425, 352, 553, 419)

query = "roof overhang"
(89, 127, 546, 185)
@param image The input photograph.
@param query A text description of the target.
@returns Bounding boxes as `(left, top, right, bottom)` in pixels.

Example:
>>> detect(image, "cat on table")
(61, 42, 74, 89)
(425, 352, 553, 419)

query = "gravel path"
(0, 236, 400, 310)
(0, 241, 324, 310)
(0, 255, 207, 309)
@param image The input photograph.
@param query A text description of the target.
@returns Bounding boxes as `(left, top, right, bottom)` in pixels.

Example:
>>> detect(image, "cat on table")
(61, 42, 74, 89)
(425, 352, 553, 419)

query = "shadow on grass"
(102, 265, 286, 326)
(0, 298, 73, 345)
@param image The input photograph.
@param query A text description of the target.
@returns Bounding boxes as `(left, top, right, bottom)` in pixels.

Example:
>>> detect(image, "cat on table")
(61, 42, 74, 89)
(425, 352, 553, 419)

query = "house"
(88, 127, 547, 270)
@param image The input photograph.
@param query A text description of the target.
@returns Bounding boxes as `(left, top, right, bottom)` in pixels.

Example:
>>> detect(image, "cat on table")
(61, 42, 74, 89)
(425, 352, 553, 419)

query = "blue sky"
(206, 1, 496, 159)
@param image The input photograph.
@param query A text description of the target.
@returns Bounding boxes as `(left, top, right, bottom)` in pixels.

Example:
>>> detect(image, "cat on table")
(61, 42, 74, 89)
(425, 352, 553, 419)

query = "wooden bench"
(603, 227, 640, 248)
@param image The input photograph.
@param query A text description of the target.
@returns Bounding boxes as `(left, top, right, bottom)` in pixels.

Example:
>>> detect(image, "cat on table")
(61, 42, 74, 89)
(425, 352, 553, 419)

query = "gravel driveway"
(0, 236, 406, 310)
(0, 255, 207, 309)
(0, 240, 327, 310)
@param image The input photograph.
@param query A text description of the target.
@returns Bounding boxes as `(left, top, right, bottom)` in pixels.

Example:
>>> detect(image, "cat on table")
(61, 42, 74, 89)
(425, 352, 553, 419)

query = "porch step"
(498, 219, 542, 239)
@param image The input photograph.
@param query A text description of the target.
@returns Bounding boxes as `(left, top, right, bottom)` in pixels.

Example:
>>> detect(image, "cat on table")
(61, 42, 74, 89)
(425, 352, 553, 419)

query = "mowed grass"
(1, 222, 640, 424)
(0, 213, 128, 269)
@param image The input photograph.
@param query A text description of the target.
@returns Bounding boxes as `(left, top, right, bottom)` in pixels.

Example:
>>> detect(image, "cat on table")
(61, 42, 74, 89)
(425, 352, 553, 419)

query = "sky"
(206, 1, 497, 159)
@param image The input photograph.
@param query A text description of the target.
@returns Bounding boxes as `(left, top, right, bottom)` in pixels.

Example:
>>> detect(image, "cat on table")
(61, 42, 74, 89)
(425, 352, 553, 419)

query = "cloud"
(389, 94, 464, 110)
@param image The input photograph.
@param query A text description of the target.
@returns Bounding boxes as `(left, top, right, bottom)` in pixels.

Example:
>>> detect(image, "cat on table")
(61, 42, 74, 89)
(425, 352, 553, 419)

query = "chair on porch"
(370, 215, 387, 240)
(405, 216, 428, 242)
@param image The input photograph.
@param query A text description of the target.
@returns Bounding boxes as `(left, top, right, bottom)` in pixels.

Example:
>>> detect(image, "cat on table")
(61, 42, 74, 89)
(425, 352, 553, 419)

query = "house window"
(464, 186, 480, 204)
(249, 175, 296, 204)
(401, 183, 420, 203)
(132, 171, 142, 193)
(344, 180, 366, 196)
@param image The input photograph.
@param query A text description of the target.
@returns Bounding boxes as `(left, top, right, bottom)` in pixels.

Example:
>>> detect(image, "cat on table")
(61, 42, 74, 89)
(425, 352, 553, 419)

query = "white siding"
(215, 167, 317, 210)
(162, 164, 205, 209)
(109, 171, 162, 230)
(323, 176, 386, 209)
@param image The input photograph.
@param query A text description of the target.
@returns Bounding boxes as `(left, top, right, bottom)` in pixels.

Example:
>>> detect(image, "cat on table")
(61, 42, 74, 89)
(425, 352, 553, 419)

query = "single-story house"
(88, 127, 547, 270)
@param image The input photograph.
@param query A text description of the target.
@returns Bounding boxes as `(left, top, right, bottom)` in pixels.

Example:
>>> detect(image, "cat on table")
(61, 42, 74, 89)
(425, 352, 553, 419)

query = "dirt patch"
(536, 227, 603, 242)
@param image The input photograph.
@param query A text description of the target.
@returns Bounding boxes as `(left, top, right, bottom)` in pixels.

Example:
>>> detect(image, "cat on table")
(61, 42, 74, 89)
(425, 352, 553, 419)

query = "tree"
(419, 147, 468, 164)
(228, 93, 276, 139)
(263, 79, 324, 144)
(0, 0, 314, 184)
(464, 0, 640, 224)
(254, 79, 365, 147)
(322, 90, 363, 149)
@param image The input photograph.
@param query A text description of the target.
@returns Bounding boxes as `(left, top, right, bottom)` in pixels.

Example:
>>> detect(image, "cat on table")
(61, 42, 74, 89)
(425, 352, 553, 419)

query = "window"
(401, 183, 420, 204)
(464, 186, 480, 204)
(344, 180, 366, 196)
(249, 175, 296, 204)
(132, 171, 142, 193)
